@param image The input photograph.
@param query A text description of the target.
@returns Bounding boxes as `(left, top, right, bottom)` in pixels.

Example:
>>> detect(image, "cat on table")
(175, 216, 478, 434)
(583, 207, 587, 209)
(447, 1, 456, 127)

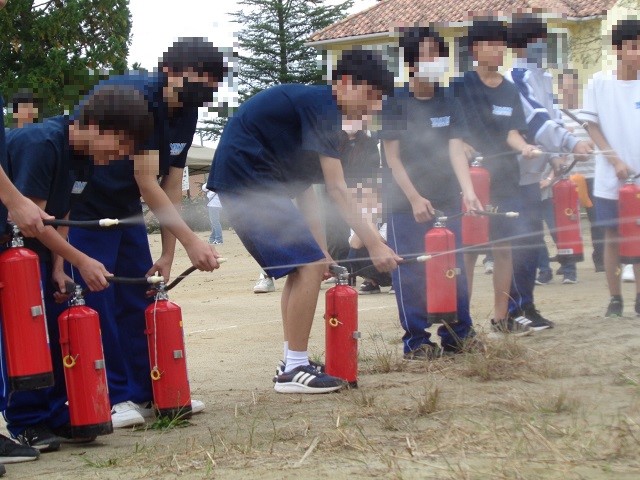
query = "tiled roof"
(309, 0, 616, 43)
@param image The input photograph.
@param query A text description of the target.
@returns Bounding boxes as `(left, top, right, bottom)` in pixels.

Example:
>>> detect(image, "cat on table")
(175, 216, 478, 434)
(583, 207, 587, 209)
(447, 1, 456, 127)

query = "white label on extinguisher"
(39, 289, 50, 345)
(557, 249, 574, 255)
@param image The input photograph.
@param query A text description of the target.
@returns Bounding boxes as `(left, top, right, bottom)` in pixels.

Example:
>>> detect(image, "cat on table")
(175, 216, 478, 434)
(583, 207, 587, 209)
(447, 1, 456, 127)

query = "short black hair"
(399, 25, 448, 68)
(508, 16, 547, 49)
(160, 37, 228, 81)
(78, 85, 155, 152)
(334, 48, 395, 96)
(10, 89, 40, 112)
(467, 20, 507, 49)
(612, 19, 640, 49)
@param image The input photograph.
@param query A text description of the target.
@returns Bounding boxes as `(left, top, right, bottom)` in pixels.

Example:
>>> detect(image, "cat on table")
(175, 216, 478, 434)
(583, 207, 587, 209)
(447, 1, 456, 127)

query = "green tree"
(198, 0, 353, 142)
(0, 0, 131, 116)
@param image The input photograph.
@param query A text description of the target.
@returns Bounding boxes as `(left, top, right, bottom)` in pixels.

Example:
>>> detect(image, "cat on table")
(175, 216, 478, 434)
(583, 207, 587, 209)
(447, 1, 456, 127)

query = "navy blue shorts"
(595, 197, 619, 229)
(489, 194, 524, 242)
(219, 191, 325, 279)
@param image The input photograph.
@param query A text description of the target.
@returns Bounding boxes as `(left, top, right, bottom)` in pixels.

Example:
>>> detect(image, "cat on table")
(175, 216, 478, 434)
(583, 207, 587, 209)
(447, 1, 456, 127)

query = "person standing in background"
(202, 183, 223, 244)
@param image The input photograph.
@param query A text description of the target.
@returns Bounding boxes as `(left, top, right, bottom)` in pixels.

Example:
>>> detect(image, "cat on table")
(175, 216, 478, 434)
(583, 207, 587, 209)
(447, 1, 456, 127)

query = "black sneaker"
(522, 304, 555, 330)
(16, 424, 61, 453)
(535, 270, 553, 285)
(605, 297, 623, 318)
(358, 280, 380, 295)
(51, 424, 97, 444)
(403, 343, 443, 360)
(490, 316, 533, 336)
(442, 329, 485, 355)
(273, 359, 325, 380)
(0, 463, 5, 476)
(562, 273, 577, 284)
(274, 365, 346, 394)
(0, 433, 40, 463)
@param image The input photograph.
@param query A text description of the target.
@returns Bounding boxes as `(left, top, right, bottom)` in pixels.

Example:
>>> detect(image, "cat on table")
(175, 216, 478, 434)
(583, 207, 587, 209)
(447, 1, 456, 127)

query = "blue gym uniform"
(208, 84, 342, 278)
(450, 72, 528, 242)
(380, 85, 473, 353)
(3, 116, 91, 436)
(68, 72, 199, 406)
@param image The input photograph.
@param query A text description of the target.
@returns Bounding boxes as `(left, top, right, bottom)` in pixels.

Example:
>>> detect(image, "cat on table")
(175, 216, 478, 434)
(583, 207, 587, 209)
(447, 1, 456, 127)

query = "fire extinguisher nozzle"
(416, 255, 431, 263)
(98, 218, 119, 227)
(505, 211, 519, 218)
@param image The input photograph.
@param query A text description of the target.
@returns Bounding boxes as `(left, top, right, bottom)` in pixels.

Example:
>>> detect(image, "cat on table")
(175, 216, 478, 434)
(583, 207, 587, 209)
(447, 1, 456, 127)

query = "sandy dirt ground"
(2, 227, 639, 479)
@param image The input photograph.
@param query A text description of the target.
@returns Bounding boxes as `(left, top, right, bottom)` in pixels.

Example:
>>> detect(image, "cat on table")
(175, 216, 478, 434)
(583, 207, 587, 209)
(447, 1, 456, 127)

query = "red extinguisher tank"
(552, 177, 584, 263)
(0, 226, 53, 391)
(325, 266, 359, 387)
(145, 284, 192, 418)
(619, 178, 640, 264)
(462, 159, 490, 247)
(58, 285, 113, 438)
(425, 217, 459, 326)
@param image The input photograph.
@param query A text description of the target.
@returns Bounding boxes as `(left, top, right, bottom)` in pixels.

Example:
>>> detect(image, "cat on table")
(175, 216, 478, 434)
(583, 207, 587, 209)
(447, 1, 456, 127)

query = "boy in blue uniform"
(209, 48, 401, 393)
(451, 20, 539, 334)
(60, 38, 227, 427)
(380, 26, 482, 358)
(3, 86, 155, 451)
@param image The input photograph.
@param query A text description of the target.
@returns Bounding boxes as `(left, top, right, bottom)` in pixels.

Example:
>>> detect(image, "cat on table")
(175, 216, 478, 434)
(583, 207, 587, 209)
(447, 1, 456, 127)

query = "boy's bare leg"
(492, 241, 512, 321)
(604, 228, 621, 296)
(283, 261, 325, 352)
(464, 252, 479, 300)
(634, 264, 640, 295)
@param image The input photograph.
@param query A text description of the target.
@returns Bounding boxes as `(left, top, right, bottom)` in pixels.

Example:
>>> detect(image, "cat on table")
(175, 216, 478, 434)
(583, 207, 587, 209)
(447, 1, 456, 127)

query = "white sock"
(283, 341, 289, 361)
(284, 350, 309, 373)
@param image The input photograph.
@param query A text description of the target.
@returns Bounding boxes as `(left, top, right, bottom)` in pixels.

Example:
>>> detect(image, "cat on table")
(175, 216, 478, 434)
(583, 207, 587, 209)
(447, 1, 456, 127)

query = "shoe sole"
(273, 382, 344, 394)
(253, 289, 275, 293)
(358, 291, 380, 295)
(111, 417, 145, 428)
(529, 325, 552, 331)
(488, 329, 533, 339)
(32, 443, 60, 453)
(562, 280, 577, 284)
(0, 455, 39, 464)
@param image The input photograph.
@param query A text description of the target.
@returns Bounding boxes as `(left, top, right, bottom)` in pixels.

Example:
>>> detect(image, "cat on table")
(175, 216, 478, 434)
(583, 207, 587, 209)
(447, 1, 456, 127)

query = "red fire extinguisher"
(325, 265, 360, 387)
(552, 175, 584, 263)
(0, 225, 54, 391)
(425, 214, 459, 326)
(58, 285, 113, 438)
(145, 282, 192, 418)
(462, 157, 490, 247)
(619, 176, 640, 264)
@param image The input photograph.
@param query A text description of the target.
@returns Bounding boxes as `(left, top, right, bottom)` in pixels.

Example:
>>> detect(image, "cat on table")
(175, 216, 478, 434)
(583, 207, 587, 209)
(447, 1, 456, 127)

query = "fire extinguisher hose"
(44, 218, 121, 228)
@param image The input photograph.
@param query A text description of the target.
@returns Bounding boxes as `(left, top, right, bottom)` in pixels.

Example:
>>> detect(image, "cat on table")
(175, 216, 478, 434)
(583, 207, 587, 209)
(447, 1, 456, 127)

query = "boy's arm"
(25, 199, 110, 292)
(449, 138, 483, 213)
(508, 70, 592, 155)
(383, 139, 435, 222)
(507, 130, 539, 158)
(320, 155, 400, 273)
(0, 169, 51, 236)
(586, 122, 631, 180)
(133, 151, 220, 272)
(150, 165, 184, 280)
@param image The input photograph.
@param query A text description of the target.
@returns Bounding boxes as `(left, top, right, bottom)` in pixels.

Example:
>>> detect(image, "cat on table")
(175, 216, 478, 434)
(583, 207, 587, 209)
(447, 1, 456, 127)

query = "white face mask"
(342, 118, 365, 135)
(415, 57, 449, 83)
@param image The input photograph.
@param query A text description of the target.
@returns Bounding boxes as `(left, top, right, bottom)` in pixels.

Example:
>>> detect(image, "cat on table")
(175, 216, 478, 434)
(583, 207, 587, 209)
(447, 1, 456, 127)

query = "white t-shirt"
(581, 71, 640, 200)
(201, 184, 222, 208)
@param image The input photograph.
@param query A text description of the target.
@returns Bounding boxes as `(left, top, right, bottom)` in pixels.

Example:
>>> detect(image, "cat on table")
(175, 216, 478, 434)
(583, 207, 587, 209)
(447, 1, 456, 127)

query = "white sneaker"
(111, 401, 145, 428)
(253, 274, 275, 293)
(136, 399, 205, 417)
(622, 264, 635, 283)
(484, 260, 494, 275)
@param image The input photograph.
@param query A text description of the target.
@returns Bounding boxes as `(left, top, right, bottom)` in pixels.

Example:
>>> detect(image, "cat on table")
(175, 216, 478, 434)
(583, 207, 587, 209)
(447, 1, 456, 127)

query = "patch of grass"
(80, 454, 119, 468)
(536, 391, 581, 414)
(412, 384, 441, 416)
(147, 414, 193, 431)
(361, 330, 405, 374)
